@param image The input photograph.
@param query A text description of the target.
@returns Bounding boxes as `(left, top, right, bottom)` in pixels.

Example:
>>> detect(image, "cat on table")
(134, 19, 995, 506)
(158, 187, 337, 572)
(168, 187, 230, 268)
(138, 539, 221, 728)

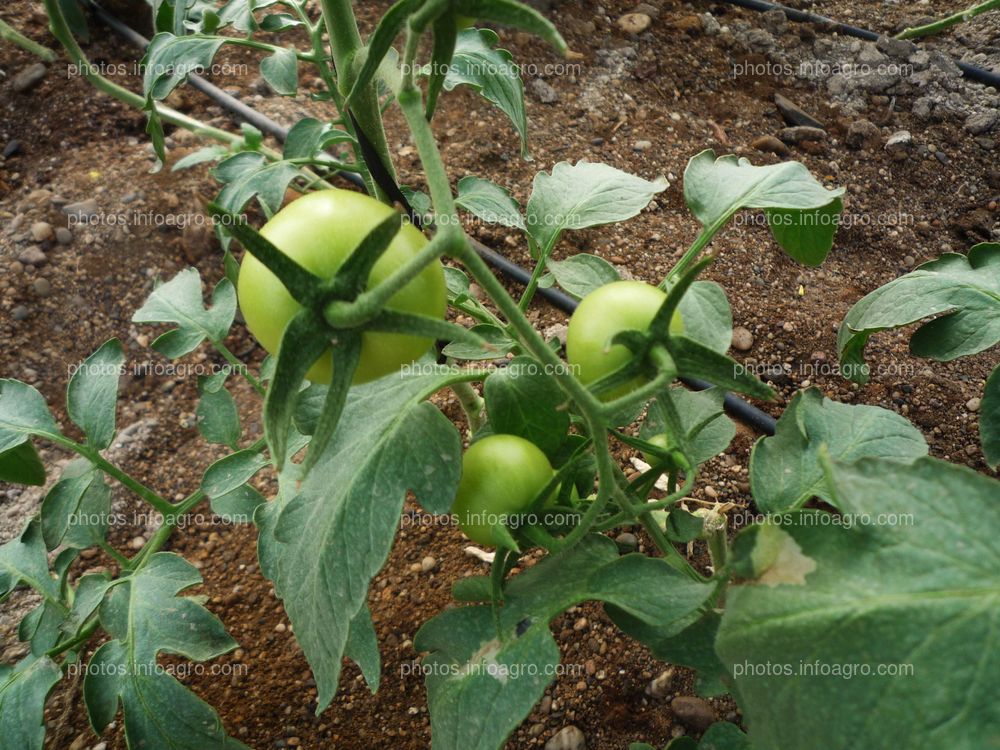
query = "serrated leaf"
(212, 152, 300, 216)
(444, 267, 472, 300)
(143, 34, 226, 102)
(669, 338, 773, 401)
(442, 29, 531, 157)
(0, 441, 46, 486)
(0, 520, 60, 602)
(456, 0, 566, 54)
(210, 484, 264, 523)
(345, 605, 381, 693)
(0, 380, 62, 451)
(260, 47, 298, 95)
(260, 11, 301, 31)
(172, 145, 230, 172)
(838, 243, 1000, 384)
(196, 374, 241, 448)
(201, 450, 269, 498)
(0, 654, 62, 750)
(215, 0, 279, 32)
(416, 535, 714, 750)
(718, 456, 1000, 750)
(749, 388, 927, 513)
(257, 365, 466, 711)
(83, 554, 245, 749)
(483, 356, 569, 455)
(441, 323, 516, 360)
(683, 150, 844, 264)
(526, 161, 667, 256)
(456, 175, 525, 229)
(132, 269, 237, 358)
(67, 339, 124, 450)
(545, 254, 620, 299)
(40, 461, 110, 550)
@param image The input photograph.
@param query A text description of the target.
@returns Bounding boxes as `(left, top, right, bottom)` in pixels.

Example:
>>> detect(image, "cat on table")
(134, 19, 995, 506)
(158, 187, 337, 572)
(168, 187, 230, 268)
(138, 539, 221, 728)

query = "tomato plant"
(2, 1, 996, 749)
(451, 434, 554, 546)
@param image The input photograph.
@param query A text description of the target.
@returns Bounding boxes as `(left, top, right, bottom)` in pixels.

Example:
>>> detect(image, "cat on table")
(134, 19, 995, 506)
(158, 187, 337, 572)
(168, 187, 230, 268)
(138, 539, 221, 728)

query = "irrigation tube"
(83, 0, 779, 435)
(721, 0, 1000, 89)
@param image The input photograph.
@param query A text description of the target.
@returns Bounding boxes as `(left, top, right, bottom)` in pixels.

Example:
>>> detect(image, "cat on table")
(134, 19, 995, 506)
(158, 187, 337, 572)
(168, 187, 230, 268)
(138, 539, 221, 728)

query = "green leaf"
(196, 372, 241, 448)
(426, 14, 458, 120)
(257, 365, 465, 711)
(40, 460, 111, 550)
(58, 0, 90, 41)
(62, 573, 113, 638)
(282, 117, 354, 160)
(982, 364, 1000, 470)
(666, 723, 752, 749)
(416, 535, 714, 750)
(676, 281, 732, 355)
(210, 483, 264, 523)
(444, 267, 472, 300)
(132, 268, 237, 359)
(456, 0, 566, 54)
(441, 323, 516, 360)
(67, 339, 124, 450)
(0, 654, 62, 750)
(260, 11, 302, 31)
(749, 388, 927, 513)
(838, 243, 1000, 384)
(0, 441, 46, 486)
(0, 380, 62, 450)
(142, 34, 226, 102)
(455, 175, 525, 229)
(441, 29, 531, 158)
(669, 338, 773, 401)
(0, 520, 59, 602)
(718, 456, 1000, 750)
(683, 150, 845, 264)
(525, 161, 667, 256)
(212, 152, 301, 216)
(172, 144, 230, 172)
(345, 605, 381, 692)
(483, 356, 570, 455)
(347, 0, 423, 106)
(83, 554, 245, 749)
(644, 386, 735, 467)
(214, 0, 279, 32)
(201, 450, 269, 498)
(260, 47, 298, 96)
(546, 254, 620, 299)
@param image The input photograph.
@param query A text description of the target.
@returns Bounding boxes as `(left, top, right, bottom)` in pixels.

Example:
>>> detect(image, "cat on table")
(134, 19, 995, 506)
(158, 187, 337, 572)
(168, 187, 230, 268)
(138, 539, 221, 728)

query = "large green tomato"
(565, 280, 683, 400)
(452, 434, 554, 546)
(237, 189, 447, 384)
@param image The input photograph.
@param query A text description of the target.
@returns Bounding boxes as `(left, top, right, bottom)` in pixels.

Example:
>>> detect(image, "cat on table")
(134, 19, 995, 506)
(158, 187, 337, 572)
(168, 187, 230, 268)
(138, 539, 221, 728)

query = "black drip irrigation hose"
(721, 0, 1000, 89)
(84, 0, 779, 436)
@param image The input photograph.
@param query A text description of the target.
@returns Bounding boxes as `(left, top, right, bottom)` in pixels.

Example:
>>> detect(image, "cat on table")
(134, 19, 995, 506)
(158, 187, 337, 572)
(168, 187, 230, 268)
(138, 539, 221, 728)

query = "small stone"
(30, 221, 53, 242)
(617, 12, 651, 34)
(634, 3, 659, 18)
(55, 227, 73, 245)
(646, 668, 675, 699)
(130, 536, 146, 550)
(671, 695, 716, 731)
(545, 725, 586, 750)
(876, 34, 916, 59)
(62, 198, 99, 221)
(275, 622, 287, 633)
(633, 140, 652, 152)
(903, 255, 915, 268)
(12, 63, 47, 93)
(845, 119, 882, 150)
(33, 278, 51, 297)
(774, 93, 823, 129)
(967, 398, 981, 412)
(884, 130, 914, 160)
(12, 306, 29, 321)
(420, 555, 437, 573)
(965, 444, 978, 456)
(529, 78, 559, 104)
(614, 532, 638, 551)
(2, 140, 21, 158)
(573, 617, 588, 631)
(751, 135, 789, 156)
(761, 8, 787, 35)
(732, 326, 754, 352)
(779, 126, 827, 144)
(965, 110, 999, 136)
(17, 246, 47, 267)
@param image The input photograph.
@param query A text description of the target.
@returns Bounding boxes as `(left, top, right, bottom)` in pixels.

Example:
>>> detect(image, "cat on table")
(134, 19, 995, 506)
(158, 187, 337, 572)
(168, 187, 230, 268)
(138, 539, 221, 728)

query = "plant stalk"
(1, 15, 57, 60)
(896, 0, 1000, 39)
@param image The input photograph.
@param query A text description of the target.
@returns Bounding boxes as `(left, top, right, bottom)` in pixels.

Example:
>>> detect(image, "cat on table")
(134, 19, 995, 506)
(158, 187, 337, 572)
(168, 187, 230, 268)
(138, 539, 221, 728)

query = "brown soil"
(1, 0, 997, 749)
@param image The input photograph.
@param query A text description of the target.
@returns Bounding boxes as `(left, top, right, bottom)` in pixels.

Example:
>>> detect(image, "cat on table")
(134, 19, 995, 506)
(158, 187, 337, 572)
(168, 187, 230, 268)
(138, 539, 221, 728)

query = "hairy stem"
(896, 0, 1000, 39)
(1, 15, 56, 60)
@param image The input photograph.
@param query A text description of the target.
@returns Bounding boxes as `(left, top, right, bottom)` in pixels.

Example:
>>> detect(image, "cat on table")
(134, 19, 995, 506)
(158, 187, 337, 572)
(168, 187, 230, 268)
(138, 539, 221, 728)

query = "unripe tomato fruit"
(237, 189, 447, 384)
(641, 433, 670, 465)
(452, 434, 554, 546)
(565, 280, 683, 400)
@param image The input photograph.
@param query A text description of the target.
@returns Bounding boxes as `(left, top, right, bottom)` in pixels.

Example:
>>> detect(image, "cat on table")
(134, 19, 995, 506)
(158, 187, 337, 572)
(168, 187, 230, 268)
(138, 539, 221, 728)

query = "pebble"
(12, 63, 47, 93)
(646, 668, 675, 698)
(617, 12, 651, 33)
(751, 135, 789, 156)
(17, 246, 47, 267)
(967, 398, 981, 412)
(130, 536, 146, 550)
(885, 130, 914, 160)
(774, 93, 823, 129)
(33, 278, 51, 297)
(30, 221, 53, 242)
(732, 326, 754, 352)
(845, 119, 881, 150)
(903, 255, 915, 268)
(420, 555, 437, 573)
(62, 198, 100, 221)
(779, 125, 826, 144)
(56, 227, 73, 245)
(529, 79, 559, 104)
(545, 725, 586, 750)
(614, 531, 638, 551)
(633, 140, 652, 152)
(670, 696, 716, 731)
(12, 306, 29, 321)
(965, 110, 998, 136)
(3, 140, 21, 158)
